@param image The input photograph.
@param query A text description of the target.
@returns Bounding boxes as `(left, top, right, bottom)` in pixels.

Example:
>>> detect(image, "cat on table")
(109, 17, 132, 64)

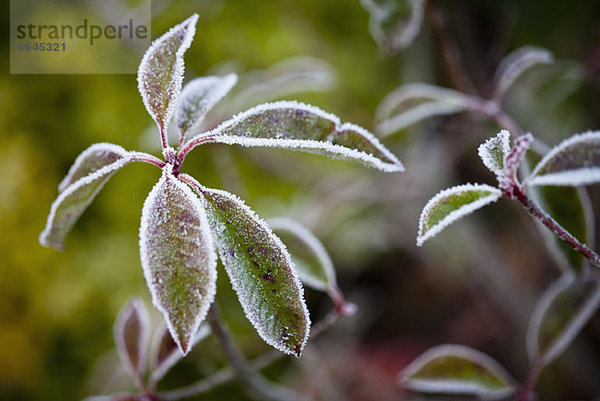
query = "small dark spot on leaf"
(261, 270, 276, 283)
(271, 289, 277, 294)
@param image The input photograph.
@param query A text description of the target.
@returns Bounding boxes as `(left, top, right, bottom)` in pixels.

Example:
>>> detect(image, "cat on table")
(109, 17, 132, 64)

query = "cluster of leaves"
(39, 14, 402, 363)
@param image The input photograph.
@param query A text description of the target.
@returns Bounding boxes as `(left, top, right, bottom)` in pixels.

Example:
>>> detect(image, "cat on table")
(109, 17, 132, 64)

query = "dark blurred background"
(1, 0, 600, 400)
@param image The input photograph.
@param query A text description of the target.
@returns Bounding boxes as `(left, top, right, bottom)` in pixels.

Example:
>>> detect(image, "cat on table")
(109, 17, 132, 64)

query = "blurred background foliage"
(1, 0, 600, 400)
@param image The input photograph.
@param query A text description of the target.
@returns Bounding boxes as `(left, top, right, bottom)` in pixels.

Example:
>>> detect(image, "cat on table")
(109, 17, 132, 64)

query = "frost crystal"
(180, 174, 310, 357)
(176, 74, 238, 141)
(137, 14, 198, 145)
(417, 184, 502, 246)
(478, 130, 511, 179)
(192, 100, 403, 172)
(501, 133, 532, 189)
(139, 164, 216, 355)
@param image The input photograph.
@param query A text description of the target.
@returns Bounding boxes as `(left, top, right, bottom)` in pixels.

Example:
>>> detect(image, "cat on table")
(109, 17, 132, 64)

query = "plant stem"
(206, 303, 310, 401)
(509, 185, 600, 268)
(177, 133, 215, 163)
(514, 359, 541, 401)
(130, 152, 166, 168)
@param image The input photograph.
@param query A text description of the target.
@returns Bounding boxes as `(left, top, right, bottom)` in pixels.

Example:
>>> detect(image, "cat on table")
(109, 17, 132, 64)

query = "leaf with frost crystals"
(527, 131, 600, 186)
(478, 130, 511, 179)
(360, 0, 425, 54)
(398, 344, 516, 399)
(114, 298, 150, 383)
(181, 175, 310, 357)
(58, 143, 128, 193)
(150, 322, 210, 383)
(39, 151, 133, 250)
(527, 272, 600, 368)
(417, 184, 502, 246)
(502, 133, 532, 189)
(137, 14, 198, 142)
(268, 217, 336, 292)
(139, 165, 216, 355)
(374, 84, 476, 137)
(192, 101, 403, 173)
(493, 46, 554, 100)
(176, 74, 238, 141)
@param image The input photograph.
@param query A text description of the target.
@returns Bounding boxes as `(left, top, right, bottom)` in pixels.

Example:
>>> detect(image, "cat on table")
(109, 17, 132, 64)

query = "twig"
(514, 359, 541, 401)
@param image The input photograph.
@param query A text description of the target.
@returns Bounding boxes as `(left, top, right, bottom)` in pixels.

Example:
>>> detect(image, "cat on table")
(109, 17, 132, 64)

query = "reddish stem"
(130, 152, 167, 168)
(177, 133, 216, 164)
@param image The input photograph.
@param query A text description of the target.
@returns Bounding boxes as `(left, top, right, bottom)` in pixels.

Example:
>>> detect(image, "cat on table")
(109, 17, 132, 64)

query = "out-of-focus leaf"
(150, 322, 211, 384)
(137, 14, 198, 143)
(39, 151, 133, 250)
(191, 101, 403, 172)
(398, 344, 516, 399)
(493, 46, 554, 101)
(527, 273, 600, 367)
(360, 0, 425, 54)
(375, 84, 477, 137)
(527, 131, 600, 186)
(58, 143, 128, 193)
(417, 184, 502, 246)
(113, 298, 150, 383)
(478, 130, 511, 179)
(268, 217, 336, 292)
(139, 165, 216, 355)
(181, 174, 310, 357)
(176, 74, 238, 142)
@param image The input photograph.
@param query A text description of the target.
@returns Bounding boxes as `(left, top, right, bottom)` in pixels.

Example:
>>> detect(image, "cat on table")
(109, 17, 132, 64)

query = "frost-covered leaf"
(139, 165, 216, 355)
(39, 152, 133, 250)
(150, 322, 210, 383)
(114, 298, 150, 383)
(176, 74, 238, 142)
(502, 133, 533, 189)
(527, 273, 600, 367)
(180, 175, 310, 357)
(137, 14, 198, 145)
(478, 130, 511, 179)
(527, 131, 600, 186)
(375, 84, 476, 137)
(417, 184, 502, 246)
(493, 46, 554, 101)
(398, 344, 516, 399)
(268, 217, 336, 292)
(192, 101, 403, 172)
(361, 0, 425, 54)
(58, 143, 128, 193)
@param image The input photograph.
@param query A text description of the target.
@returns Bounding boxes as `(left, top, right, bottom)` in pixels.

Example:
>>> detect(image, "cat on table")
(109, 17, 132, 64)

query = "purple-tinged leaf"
(527, 131, 600, 186)
(478, 130, 511, 180)
(180, 174, 310, 357)
(39, 152, 133, 250)
(58, 143, 128, 193)
(527, 273, 600, 367)
(139, 164, 216, 355)
(114, 298, 150, 384)
(398, 344, 516, 399)
(149, 322, 210, 384)
(189, 101, 403, 172)
(176, 74, 238, 142)
(417, 184, 502, 246)
(137, 14, 198, 147)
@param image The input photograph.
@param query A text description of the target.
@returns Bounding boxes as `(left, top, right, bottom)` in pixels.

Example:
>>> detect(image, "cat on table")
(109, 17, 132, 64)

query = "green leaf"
(478, 130, 511, 179)
(139, 165, 216, 355)
(268, 217, 336, 292)
(399, 344, 516, 399)
(137, 14, 198, 140)
(39, 149, 133, 250)
(417, 184, 502, 246)
(181, 174, 310, 357)
(527, 273, 600, 368)
(114, 298, 150, 383)
(527, 131, 600, 186)
(191, 101, 403, 172)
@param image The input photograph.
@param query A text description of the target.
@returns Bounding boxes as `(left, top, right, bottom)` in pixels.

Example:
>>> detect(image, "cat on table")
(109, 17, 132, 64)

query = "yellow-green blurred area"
(2, 0, 600, 400)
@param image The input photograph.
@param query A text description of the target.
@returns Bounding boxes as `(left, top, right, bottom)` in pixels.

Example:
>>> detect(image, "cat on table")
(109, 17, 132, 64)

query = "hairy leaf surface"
(181, 175, 310, 357)
(417, 184, 502, 246)
(139, 165, 216, 355)
(478, 130, 511, 179)
(528, 131, 600, 186)
(114, 298, 150, 382)
(527, 273, 600, 367)
(399, 344, 516, 399)
(268, 218, 336, 292)
(192, 101, 403, 172)
(137, 14, 198, 141)
(176, 74, 237, 141)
